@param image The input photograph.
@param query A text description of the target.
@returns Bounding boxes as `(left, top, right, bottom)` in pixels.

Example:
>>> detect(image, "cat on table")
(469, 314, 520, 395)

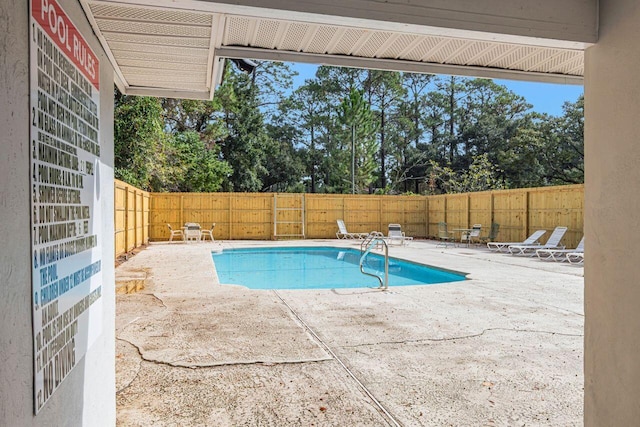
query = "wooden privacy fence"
(143, 183, 584, 248)
(114, 179, 150, 257)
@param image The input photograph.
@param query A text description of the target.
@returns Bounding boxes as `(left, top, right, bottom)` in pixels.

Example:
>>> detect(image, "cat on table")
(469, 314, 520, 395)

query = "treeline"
(114, 62, 584, 194)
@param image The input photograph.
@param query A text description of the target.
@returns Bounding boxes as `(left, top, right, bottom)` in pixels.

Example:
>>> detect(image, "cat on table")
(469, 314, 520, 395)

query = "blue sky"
(288, 62, 584, 117)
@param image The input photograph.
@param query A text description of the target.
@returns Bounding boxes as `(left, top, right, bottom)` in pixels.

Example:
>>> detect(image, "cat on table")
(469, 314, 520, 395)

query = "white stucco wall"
(584, 0, 640, 424)
(0, 0, 115, 425)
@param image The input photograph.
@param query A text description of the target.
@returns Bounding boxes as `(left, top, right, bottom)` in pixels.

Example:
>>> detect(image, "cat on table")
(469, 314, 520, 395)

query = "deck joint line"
(273, 290, 403, 427)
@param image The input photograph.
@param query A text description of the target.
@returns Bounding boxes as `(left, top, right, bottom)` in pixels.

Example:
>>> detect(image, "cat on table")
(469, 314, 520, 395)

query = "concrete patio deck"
(115, 239, 584, 426)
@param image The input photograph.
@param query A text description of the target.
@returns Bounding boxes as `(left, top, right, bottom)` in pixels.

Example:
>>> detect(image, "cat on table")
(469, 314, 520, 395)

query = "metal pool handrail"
(359, 233, 389, 290)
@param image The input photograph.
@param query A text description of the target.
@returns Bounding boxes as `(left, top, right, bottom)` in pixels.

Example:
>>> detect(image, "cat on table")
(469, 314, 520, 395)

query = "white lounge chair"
(566, 252, 584, 264)
(386, 223, 413, 246)
(167, 224, 184, 242)
(508, 226, 568, 256)
(536, 236, 584, 262)
(336, 219, 368, 239)
(487, 229, 546, 252)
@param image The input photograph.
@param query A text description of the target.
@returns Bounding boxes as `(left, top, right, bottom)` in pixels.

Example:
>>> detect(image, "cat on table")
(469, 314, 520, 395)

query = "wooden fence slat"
(114, 179, 150, 257)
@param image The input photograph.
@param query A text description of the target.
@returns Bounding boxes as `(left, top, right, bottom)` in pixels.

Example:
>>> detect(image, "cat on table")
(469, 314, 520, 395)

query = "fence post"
(180, 195, 184, 230)
(273, 193, 277, 239)
(379, 196, 383, 233)
(465, 194, 470, 228)
(444, 195, 448, 225)
(342, 195, 346, 225)
(489, 192, 494, 224)
(124, 185, 129, 253)
(228, 193, 232, 240)
(424, 196, 429, 238)
(524, 189, 530, 240)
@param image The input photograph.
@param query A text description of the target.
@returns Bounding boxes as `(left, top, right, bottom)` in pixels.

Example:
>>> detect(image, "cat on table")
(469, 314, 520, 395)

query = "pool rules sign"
(29, 0, 103, 413)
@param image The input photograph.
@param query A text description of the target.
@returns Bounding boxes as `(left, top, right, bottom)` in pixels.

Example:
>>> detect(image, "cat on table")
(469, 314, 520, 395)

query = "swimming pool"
(212, 246, 466, 290)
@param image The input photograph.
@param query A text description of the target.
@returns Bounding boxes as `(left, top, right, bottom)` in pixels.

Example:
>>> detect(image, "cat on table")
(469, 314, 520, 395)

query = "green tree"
(364, 70, 406, 189)
(428, 154, 506, 194)
(337, 89, 379, 193)
(262, 117, 305, 192)
(113, 91, 166, 190)
(539, 96, 584, 184)
(288, 80, 329, 192)
(165, 131, 231, 192)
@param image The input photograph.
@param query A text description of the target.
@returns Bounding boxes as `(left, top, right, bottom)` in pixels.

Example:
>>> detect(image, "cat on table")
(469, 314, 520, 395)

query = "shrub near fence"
(141, 183, 583, 248)
(114, 179, 150, 257)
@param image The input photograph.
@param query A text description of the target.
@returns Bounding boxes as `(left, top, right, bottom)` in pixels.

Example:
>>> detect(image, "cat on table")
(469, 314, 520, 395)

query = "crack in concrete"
(116, 336, 333, 371)
(148, 292, 168, 309)
(340, 327, 584, 349)
(115, 338, 143, 396)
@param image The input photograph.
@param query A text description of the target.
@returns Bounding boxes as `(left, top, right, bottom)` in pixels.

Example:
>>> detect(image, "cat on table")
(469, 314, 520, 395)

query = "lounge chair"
(479, 222, 500, 244)
(336, 219, 368, 239)
(167, 224, 184, 242)
(386, 223, 413, 246)
(460, 224, 482, 247)
(508, 226, 568, 256)
(487, 229, 546, 252)
(536, 236, 584, 262)
(200, 223, 216, 241)
(437, 222, 455, 247)
(566, 252, 584, 264)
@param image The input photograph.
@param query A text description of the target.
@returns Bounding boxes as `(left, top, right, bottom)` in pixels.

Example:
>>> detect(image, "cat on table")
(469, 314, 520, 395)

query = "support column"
(584, 0, 640, 424)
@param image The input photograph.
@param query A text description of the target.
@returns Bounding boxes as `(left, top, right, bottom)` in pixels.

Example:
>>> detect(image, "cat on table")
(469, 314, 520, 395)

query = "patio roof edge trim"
(215, 46, 584, 85)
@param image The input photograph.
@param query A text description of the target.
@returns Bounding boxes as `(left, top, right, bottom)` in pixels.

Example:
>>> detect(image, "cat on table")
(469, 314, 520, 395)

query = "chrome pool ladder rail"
(360, 231, 384, 253)
(359, 232, 389, 290)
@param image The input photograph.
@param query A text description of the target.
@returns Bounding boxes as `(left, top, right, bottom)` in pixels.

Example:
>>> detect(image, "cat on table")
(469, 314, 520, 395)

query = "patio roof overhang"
(80, 0, 591, 100)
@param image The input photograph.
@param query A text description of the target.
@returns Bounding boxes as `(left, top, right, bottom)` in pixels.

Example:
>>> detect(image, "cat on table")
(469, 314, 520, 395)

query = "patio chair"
(336, 219, 368, 239)
(508, 226, 568, 256)
(460, 224, 482, 247)
(167, 224, 184, 242)
(479, 222, 500, 244)
(386, 223, 413, 246)
(536, 236, 584, 262)
(487, 229, 546, 252)
(437, 222, 455, 247)
(184, 223, 202, 242)
(200, 223, 216, 241)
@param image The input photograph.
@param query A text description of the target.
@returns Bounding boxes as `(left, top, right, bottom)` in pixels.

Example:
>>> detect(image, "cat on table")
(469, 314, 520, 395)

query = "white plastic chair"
(386, 223, 413, 246)
(437, 222, 455, 247)
(200, 223, 216, 241)
(167, 224, 184, 242)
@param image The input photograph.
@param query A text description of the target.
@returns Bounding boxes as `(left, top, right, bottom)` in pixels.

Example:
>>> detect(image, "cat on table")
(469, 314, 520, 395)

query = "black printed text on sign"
(30, 0, 103, 414)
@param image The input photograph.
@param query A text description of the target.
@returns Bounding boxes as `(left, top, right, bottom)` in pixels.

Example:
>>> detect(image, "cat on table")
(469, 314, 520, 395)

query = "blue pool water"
(212, 247, 466, 290)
